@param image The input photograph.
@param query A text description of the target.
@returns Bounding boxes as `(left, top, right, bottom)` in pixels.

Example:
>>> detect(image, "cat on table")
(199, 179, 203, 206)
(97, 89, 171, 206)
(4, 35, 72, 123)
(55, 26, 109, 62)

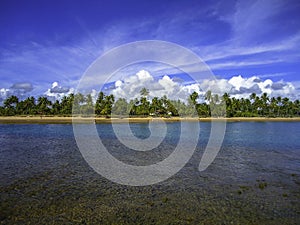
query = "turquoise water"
(1, 122, 299, 224)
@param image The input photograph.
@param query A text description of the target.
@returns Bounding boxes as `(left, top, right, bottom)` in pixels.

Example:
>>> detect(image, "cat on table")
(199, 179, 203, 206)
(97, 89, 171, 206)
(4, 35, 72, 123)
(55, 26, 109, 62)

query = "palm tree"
(61, 94, 74, 115)
(294, 100, 300, 116)
(282, 97, 290, 117)
(150, 97, 159, 115)
(187, 92, 199, 117)
(3, 95, 19, 115)
(37, 96, 52, 115)
(140, 87, 149, 98)
(249, 93, 258, 116)
(189, 91, 199, 105)
(51, 100, 61, 115)
(252, 96, 262, 116)
(244, 99, 252, 116)
(112, 98, 128, 116)
(128, 99, 136, 116)
(19, 96, 36, 115)
(82, 94, 94, 115)
(213, 94, 220, 104)
(269, 97, 278, 117)
(222, 93, 232, 117)
(139, 96, 150, 116)
(1, 90, 299, 118)
(160, 95, 169, 115)
(205, 90, 212, 103)
(95, 92, 107, 116)
(101, 94, 115, 117)
(4, 95, 19, 108)
(250, 93, 257, 101)
(276, 96, 282, 116)
(73, 93, 85, 114)
(260, 93, 270, 116)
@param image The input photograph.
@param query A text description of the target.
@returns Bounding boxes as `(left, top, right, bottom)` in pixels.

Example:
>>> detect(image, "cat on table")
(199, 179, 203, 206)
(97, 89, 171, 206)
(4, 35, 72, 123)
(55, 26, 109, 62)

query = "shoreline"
(0, 116, 300, 124)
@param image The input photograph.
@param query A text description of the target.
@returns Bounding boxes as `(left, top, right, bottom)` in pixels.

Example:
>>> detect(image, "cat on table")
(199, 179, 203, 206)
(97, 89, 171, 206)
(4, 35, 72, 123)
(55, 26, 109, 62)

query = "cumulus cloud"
(270, 82, 285, 90)
(50, 82, 70, 93)
(44, 82, 74, 102)
(172, 77, 185, 83)
(110, 70, 298, 102)
(0, 73, 298, 106)
(10, 82, 34, 99)
(43, 82, 99, 103)
(229, 76, 259, 91)
(115, 80, 123, 88)
(253, 78, 261, 83)
(200, 78, 232, 94)
(111, 70, 229, 102)
(231, 84, 262, 95)
(111, 70, 199, 102)
(0, 88, 10, 104)
(0, 82, 34, 104)
(11, 82, 33, 92)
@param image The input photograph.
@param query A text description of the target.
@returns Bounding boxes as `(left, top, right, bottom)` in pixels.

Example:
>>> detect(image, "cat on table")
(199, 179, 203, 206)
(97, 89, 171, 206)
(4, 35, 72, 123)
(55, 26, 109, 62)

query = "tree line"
(0, 88, 299, 118)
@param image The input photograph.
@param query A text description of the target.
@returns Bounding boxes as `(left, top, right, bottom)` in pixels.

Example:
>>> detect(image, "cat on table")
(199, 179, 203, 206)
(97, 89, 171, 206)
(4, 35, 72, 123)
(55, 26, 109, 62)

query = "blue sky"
(0, 0, 300, 102)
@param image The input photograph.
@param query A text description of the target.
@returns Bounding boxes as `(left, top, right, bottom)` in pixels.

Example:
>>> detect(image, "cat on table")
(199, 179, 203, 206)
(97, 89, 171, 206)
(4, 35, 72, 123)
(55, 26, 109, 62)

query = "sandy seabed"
(1, 117, 300, 224)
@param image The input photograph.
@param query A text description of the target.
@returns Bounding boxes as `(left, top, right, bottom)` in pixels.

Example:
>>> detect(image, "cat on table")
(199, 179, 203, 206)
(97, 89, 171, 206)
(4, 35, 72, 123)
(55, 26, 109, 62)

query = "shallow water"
(0, 122, 299, 224)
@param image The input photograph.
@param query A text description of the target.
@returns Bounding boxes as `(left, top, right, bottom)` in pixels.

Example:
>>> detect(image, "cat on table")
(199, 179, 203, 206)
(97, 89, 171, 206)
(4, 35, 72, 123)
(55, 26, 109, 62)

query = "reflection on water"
(0, 122, 299, 224)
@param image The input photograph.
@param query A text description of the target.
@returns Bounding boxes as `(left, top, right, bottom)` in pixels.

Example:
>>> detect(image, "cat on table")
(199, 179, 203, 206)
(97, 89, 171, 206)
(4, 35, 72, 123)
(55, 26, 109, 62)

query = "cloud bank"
(0, 71, 298, 105)
(111, 70, 298, 102)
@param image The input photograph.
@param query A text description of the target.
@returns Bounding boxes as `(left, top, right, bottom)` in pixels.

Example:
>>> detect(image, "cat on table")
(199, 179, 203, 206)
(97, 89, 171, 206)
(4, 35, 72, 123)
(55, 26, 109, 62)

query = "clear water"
(1, 122, 299, 224)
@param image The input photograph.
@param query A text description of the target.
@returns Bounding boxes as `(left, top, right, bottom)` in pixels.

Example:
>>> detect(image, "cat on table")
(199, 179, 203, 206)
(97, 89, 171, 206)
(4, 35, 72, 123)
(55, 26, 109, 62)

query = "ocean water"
(0, 122, 299, 224)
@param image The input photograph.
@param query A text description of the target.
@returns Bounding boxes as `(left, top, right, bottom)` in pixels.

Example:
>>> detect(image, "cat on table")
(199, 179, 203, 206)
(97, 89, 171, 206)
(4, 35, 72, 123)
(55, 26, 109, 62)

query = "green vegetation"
(237, 185, 252, 194)
(0, 89, 299, 118)
(256, 179, 268, 190)
(258, 182, 268, 190)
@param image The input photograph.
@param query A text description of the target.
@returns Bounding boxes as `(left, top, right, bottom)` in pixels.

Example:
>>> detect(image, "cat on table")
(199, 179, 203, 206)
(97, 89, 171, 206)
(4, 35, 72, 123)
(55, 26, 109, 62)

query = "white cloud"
(158, 76, 176, 94)
(136, 70, 153, 81)
(110, 70, 298, 102)
(44, 82, 74, 102)
(90, 89, 98, 104)
(10, 82, 34, 92)
(115, 80, 123, 88)
(0, 72, 298, 106)
(112, 70, 197, 102)
(0, 88, 10, 103)
(200, 78, 233, 94)
(52, 82, 59, 88)
(0, 82, 35, 104)
(229, 75, 262, 90)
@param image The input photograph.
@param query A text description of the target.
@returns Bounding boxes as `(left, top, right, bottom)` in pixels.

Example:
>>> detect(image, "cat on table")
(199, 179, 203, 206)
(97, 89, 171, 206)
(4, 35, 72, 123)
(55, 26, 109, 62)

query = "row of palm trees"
(222, 92, 300, 117)
(0, 89, 299, 117)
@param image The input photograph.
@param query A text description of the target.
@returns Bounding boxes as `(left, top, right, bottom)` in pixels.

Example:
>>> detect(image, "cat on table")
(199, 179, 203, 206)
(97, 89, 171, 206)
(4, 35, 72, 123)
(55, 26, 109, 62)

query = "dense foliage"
(0, 89, 299, 118)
